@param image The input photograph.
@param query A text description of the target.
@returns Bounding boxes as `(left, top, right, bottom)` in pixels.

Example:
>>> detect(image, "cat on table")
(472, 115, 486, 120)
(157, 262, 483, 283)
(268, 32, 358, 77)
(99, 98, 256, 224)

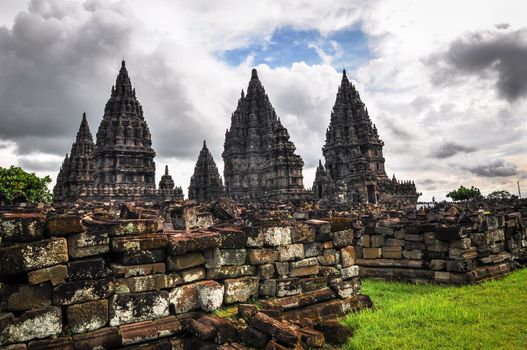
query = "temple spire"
(251, 68, 258, 80)
(165, 165, 169, 176)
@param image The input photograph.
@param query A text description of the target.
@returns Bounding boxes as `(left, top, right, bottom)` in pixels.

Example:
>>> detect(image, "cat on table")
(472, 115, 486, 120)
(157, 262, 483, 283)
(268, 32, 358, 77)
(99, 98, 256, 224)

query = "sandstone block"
(299, 327, 325, 348)
(45, 215, 83, 235)
(27, 336, 74, 350)
(315, 320, 352, 345)
(382, 246, 402, 259)
(301, 277, 328, 292)
(68, 257, 106, 281)
(429, 259, 446, 271)
(204, 248, 246, 268)
(330, 229, 354, 248)
(263, 226, 292, 247)
(110, 262, 165, 278)
(167, 231, 221, 255)
(166, 252, 204, 271)
(27, 265, 68, 286)
(53, 277, 115, 305)
(362, 247, 382, 259)
(370, 235, 384, 248)
(303, 242, 323, 257)
(67, 299, 108, 334)
(169, 280, 210, 314)
(292, 224, 315, 243)
(0, 306, 62, 345)
(109, 291, 169, 326)
(109, 219, 158, 236)
(118, 249, 166, 265)
(111, 234, 168, 253)
(247, 249, 278, 265)
(250, 312, 299, 347)
(206, 265, 255, 279)
(119, 320, 158, 345)
(196, 280, 224, 312)
(241, 326, 269, 348)
(154, 316, 183, 337)
(340, 246, 357, 267)
(402, 249, 423, 260)
(341, 265, 360, 280)
(0, 213, 44, 243)
(68, 232, 109, 259)
(317, 249, 338, 266)
(181, 267, 206, 283)
(259, 279, 277, 297)
(0, 238, 68, 275)
(278, 243, 304, 261)
(210, 226, 246, 249)
(118, 274, 169, 293)
(7, 284, 52, 311)
(290, 264, 319, 277)
(274, 262, 290, 276)
(223, 276, 259, 304)
(199, 315, 237, 344)
(330, 278, 361, 298)
(276, 278, 301, 297)
(244, 227, 265, 248)
(257, 263, 275, 279)
(72, 327, 121, 350)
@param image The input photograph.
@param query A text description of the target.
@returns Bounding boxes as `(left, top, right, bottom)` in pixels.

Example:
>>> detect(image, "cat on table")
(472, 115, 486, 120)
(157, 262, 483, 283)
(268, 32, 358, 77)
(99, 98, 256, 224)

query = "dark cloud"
(428, 28, 527, 101)
(430, 142, 475, 159)
(18, 157, 61, 172)
(467, 159, 518, 178)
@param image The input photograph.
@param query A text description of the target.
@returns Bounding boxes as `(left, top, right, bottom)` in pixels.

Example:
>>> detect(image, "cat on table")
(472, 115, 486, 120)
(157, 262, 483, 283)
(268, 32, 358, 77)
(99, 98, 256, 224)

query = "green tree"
(486, 190, 512, 201)
(0, 166, 52, 204)
(446, 185, 482, 201)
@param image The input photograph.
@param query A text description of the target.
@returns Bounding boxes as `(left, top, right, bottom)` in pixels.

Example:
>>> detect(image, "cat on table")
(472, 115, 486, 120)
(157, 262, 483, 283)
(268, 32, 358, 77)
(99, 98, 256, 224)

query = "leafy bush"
(446, 185, 482, 201)
(486, 190, 512, 201)
(0, 166, 52, 204)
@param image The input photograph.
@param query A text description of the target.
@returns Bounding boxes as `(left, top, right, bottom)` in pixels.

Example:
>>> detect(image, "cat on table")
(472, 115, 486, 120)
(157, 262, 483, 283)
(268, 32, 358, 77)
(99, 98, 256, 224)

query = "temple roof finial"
(165, 165, 169, 176)
(343, 69, 347, 78)
(122, 58, 125, 67)
(203, 140, 207, 148)
(251, 68, 258, 80)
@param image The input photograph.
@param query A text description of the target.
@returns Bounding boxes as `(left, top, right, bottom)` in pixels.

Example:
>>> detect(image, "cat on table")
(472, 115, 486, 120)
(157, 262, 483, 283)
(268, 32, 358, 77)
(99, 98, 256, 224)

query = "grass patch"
(343, 268, 527, 350)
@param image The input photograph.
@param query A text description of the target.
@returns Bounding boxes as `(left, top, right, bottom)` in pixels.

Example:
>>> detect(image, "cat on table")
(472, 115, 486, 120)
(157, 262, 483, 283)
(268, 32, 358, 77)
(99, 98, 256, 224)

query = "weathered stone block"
(385, 238, 404, 247)
(341, 265, 360, 280)
(53, 277, 115, 305)
(290, 264, 320, 277)
(301, 277, 328, 292)
(244, 227, 265, 248)
(370, 235, 384, 248)
(247, 249, 278, 265)
(110, 263, 165, 278)
(118, 249, 166, 265)
(169, 280, 210, 314)
(109, 219, 159, 236)
(382, 246, 402, 259)
(67, 299, 108, 334)
(257, 263, 275, 279)
(68, 232, 109, 259)
(340, 246, 357, 267)
(275, 262, 290, 276)
(276, 278, 301, 297)
(166, 252, 204, 271)
(331, 278, 361, 298)
(68, 257, 106, 281)
(0, 213, 44, 243)
(278, 243, 304, 261)
(259, 279, 277, 297)
(0, 306, 62, 345)
(119, 320, 158, 345)
(7, 284, 52, 311)
(72, 327, 121, 350)
(167, 231, 221, 255)
(117, 274, 169, 293)
(299, 327, 325, 348)
(223, 276, 259, 304)
(27, 265, 68, 286)
(241, 326, 269, 348)
(27, 336, 74, 350)
(402, 249, 423, 260)
(196, 280, 224, 312)
(250, 312, 299, 347)
(304, 242, 323, 257)
(330, 229, 354, 248)
(181, 267, 206, 283)
(204, 248, 246, 268)
(109, 291, 169, 326)
(263, 226, 292, 247)
(210, 226, 246, 249)
(199, 315, 237, 344)
(435, 226, 462, 240)
(206, 265, 255, 279)
(111, 234, 168, 253)
(0, 238, 68, 275)
(429, 259, 446, 271)
(45, 215, 83, 235)
(362, 247, 382, 259)
(292, 224, 315, 243)
(317, 249, 338, 266)
(154, 316, 183, 337)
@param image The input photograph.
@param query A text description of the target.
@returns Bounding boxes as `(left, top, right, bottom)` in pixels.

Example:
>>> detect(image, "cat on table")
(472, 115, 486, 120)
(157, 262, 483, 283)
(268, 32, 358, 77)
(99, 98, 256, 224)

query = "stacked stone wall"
(0, 206, 367, 349)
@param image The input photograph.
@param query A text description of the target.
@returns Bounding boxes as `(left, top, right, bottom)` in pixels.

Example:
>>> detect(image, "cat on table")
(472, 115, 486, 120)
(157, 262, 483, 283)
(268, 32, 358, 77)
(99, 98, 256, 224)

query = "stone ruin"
(53, 61, 184, 204)
(313, 70, 420, 209)
(188, 141, 226, 203)
(0, 201, 372, 349)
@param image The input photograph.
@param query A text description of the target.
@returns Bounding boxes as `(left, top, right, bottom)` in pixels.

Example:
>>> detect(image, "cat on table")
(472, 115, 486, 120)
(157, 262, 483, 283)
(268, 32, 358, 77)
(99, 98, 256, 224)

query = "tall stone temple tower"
(188, 140, 225, 203)
(54, 60, 183, 203)
(53, 113, 95, 202)
(313, 70, 419, 208)
(223, 69, 308, 201)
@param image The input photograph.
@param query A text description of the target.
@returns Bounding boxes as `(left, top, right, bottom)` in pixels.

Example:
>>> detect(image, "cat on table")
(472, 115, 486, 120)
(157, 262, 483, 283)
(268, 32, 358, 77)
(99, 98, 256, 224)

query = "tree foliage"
(0, 166, 52, 204)
(446, 185, 482, 201)
(486, 190, 512, 201)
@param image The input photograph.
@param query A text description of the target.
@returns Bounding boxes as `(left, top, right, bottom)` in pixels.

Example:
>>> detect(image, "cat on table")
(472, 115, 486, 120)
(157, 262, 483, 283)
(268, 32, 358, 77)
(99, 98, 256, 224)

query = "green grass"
(343, 268, 527, 350)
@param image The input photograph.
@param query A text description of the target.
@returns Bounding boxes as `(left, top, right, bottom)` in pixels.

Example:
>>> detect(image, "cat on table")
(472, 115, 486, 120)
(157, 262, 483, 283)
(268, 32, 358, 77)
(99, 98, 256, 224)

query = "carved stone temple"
(222, 69, 310, 201)
(188, 140, 225, 203)
(54, 61, 183, 203)
(313, 70, 420, 208)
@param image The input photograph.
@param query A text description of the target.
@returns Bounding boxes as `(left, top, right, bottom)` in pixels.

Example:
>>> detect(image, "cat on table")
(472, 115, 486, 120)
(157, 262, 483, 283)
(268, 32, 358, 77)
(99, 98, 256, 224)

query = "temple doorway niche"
(367, 185, 376, 204)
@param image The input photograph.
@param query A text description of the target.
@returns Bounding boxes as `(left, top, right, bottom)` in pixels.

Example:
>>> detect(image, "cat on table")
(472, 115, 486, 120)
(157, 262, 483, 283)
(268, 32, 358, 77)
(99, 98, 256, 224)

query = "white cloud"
(0, 0, 525, 201)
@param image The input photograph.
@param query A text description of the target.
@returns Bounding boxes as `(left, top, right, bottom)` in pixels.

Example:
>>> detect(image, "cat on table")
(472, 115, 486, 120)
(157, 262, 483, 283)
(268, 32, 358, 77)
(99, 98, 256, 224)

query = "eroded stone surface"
(0, 306, 62, 345)
(0, 238, 68, 275)
(109, 291, 169, 326)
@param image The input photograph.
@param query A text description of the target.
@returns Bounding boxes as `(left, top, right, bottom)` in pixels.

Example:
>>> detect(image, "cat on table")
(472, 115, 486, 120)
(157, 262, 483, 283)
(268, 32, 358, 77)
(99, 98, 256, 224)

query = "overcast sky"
(0, 0, 525, 201)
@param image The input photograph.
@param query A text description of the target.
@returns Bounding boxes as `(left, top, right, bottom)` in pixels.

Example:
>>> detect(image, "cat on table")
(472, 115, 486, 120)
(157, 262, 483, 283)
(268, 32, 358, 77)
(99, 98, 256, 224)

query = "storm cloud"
(430, 27, 527, 101)
(430, 142, 476, 159)
(467, 159, 519, 178)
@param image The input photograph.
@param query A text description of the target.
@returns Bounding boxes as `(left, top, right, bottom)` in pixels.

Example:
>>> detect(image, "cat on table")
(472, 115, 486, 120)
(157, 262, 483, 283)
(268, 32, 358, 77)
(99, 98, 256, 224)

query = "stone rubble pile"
(0, 202, 370, 349)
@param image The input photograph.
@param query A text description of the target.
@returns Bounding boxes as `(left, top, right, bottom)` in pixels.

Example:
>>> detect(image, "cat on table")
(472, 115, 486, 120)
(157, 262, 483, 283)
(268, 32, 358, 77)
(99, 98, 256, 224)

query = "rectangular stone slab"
(53, 276, 115, 305)
(0, 238, 68, 275)
(0, 306, 62, 345)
